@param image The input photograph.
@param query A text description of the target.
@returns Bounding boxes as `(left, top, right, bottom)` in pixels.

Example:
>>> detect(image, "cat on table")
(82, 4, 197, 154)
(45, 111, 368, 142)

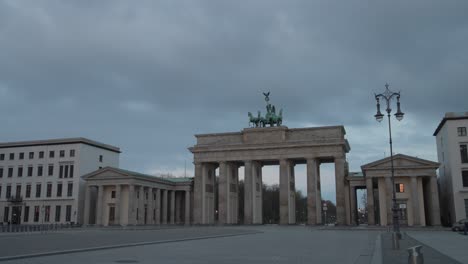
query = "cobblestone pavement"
(0, 226, 379, 264)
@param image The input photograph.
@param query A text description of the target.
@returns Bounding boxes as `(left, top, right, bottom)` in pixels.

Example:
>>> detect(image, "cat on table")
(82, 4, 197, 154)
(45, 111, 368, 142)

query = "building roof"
(0, 137, 121, 153)
(349, 172, 364, 177)
(83, 167, 193, 185)
(433, 112, 468, 136)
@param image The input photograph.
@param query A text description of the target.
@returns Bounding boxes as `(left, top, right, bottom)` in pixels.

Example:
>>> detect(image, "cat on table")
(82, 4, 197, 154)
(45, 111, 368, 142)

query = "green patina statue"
(248, 92, 283, 127)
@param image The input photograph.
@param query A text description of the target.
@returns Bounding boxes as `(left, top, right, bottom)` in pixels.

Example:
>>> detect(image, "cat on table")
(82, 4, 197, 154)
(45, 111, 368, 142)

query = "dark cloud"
(1, 0, 467, 186)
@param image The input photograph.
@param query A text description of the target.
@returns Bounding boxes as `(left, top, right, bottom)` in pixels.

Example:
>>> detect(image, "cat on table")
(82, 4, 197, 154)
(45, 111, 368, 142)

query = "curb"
(0, 231, 262, 262)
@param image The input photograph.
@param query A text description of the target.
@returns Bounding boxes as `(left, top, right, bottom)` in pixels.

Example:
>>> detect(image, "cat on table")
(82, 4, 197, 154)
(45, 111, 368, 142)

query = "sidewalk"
(407, 231, 468, 264)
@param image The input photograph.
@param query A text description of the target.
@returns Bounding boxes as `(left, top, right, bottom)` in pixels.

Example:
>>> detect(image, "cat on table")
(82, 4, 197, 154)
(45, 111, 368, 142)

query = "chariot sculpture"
(248, 92, 283, 127)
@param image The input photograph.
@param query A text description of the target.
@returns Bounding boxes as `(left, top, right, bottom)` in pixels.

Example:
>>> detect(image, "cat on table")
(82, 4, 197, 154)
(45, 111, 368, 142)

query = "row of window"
(0, 149, 76, 161)
(3, 205, 73, 223)
(0, 164, 74, 178)
(0, 182, 73, 199)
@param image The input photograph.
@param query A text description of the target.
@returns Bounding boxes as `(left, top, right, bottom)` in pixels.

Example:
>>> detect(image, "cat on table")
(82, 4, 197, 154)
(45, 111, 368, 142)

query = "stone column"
(334, 158, 346, 225)
(155, 188, 161, 224)
(96, 185, 104, 225)
(231, 164, 239, 224)
(162, 189, 168, 224)
(411, 177, 420, 226)
(244, 161, 253, 224)
(193, 162, 203, 224)
(218, 161, 228, 224)
(138, 186, 144, 224)
(83, 185, 92, 225)
(429, 176, 441, 225)
(128, 185, 135, 225)
(350, 186, 357, 225)
(170, 190, 175, 224)
(366, 178, 375, 225)
(385, 177, 393, 225)
(115, 185, 121, 225)
(185, 190, 191, 225)
(280, 159, 295, 225)
(307, 158, 318, 225)
(148, 188, 154, 225)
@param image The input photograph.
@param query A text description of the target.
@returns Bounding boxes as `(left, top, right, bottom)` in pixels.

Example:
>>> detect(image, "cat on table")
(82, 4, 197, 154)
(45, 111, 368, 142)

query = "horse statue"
(248, 111, 262, 127)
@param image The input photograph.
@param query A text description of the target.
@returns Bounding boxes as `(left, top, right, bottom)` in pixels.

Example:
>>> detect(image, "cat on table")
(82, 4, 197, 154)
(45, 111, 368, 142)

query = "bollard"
(407, 245, 423, 264)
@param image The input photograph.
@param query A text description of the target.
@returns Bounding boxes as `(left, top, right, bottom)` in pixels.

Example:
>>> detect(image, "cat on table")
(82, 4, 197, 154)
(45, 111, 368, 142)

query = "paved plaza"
(0, 226, 466, 264)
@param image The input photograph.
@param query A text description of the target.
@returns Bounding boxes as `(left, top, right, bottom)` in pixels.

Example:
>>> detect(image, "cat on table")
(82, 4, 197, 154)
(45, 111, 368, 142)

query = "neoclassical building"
(347, 154, 441, 226)
(82, 167, 192, 226)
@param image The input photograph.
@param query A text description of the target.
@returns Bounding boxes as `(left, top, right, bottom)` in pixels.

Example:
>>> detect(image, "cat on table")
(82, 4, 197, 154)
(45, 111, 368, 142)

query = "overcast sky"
(1, 1, 467, 202)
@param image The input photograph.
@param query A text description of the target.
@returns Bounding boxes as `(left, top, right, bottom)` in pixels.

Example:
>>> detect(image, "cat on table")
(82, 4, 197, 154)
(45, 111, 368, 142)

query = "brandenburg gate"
(189, 93, 351, 225)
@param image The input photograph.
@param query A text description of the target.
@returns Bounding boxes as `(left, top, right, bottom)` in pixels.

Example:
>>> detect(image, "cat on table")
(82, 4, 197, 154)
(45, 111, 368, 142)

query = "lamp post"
(374, 83, 404, 246)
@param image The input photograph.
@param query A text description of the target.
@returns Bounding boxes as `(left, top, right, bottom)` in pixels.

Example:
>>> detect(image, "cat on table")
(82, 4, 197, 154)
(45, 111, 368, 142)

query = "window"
(38, 165, 43, 176)
(57, 183, 62, 197)
(111, 191, 116, 198)
(27, 166, 33, 177)
(60, 150, 65, 158)
(461, 144, 468, 163)
(463, 171, 468, 187)
(6, 185, 11, 198)
(0, 167, 3, 178)
(396, 183, 405, 193)
(16, 185, 21, 197)
(24, 206, 29, 222)
(59, 165, 63, 178)
(44, 206, 50, 222)
(36, 184, 41, 198)
(458, 127, 467, 136)
(48, 164, 54, 176)
(70, 165, 74, 178)
(9, 153, 14, 160)
(66, 205, 72, 222)
(39, 151, 44, 159)
(0, 153, 4, 160)
(29, 152, 34, 159)
(26, 184, 31, 198)
(34, 206, 39, 222)
(46, 183, 52, 197)
(67, 183, 73, 197)
(99, 155, 103, 162)
(70, 149, 75, 157)
(65, 165, 69, 178)
(4, 207, 9, 222)
(17, 166, 23, 177)
(55, 205, 61, 222)
(8, 167, 13, 177)
(0, 186, 2, 198)
(19, 152, 24, 160)
(49, 151, 54, 158)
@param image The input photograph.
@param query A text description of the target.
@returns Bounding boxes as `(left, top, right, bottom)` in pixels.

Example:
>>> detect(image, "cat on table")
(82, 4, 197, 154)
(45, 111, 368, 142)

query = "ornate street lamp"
(374, 83, 404, 247)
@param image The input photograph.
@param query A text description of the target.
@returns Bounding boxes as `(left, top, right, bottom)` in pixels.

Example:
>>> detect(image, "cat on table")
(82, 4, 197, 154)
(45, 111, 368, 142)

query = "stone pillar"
(385, 177, 393, 225)
(148, 188, 154, 225)
(280, 159, 295, 225)
(96, 185, 104, 225)
(185, 190, 191, 225)
(366, 178, 375, 225)
(251, 161, 263, 224)
(350, 186, 357, 225)
(155, 188, 161, 224)
(193, 162, 203, 224)
(334, 158, 346, 225)
(218, 161, 228, 224)
(429, 176, 441, 225)
(244, 160, 253, 224)
(316, 163, 322, 224)
(138, 186, 144, 224)
(411, 177, 420, 226)
(170, 190, 176, 224)
(83, 185, 91, 225)
(127, 185, 135, 225)
(162, 189, 168, 224)
(307, 158, 318, 225)
(231, 164, 239, 224)
(115, 185, 121, 225)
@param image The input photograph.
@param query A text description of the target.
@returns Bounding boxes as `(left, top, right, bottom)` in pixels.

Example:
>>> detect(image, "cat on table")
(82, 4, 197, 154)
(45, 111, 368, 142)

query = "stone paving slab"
(0, 226, 258, 260)
(381, 232, 462, 264)
(408, 231, 468, 264)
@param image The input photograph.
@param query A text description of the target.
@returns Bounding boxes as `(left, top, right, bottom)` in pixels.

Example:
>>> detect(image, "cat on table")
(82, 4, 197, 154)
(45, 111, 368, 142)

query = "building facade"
(434, 112, 468, 225)
(353, 154, 441, 226)
(82, 167, 192, 226)
(0, 138, 120, 225)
